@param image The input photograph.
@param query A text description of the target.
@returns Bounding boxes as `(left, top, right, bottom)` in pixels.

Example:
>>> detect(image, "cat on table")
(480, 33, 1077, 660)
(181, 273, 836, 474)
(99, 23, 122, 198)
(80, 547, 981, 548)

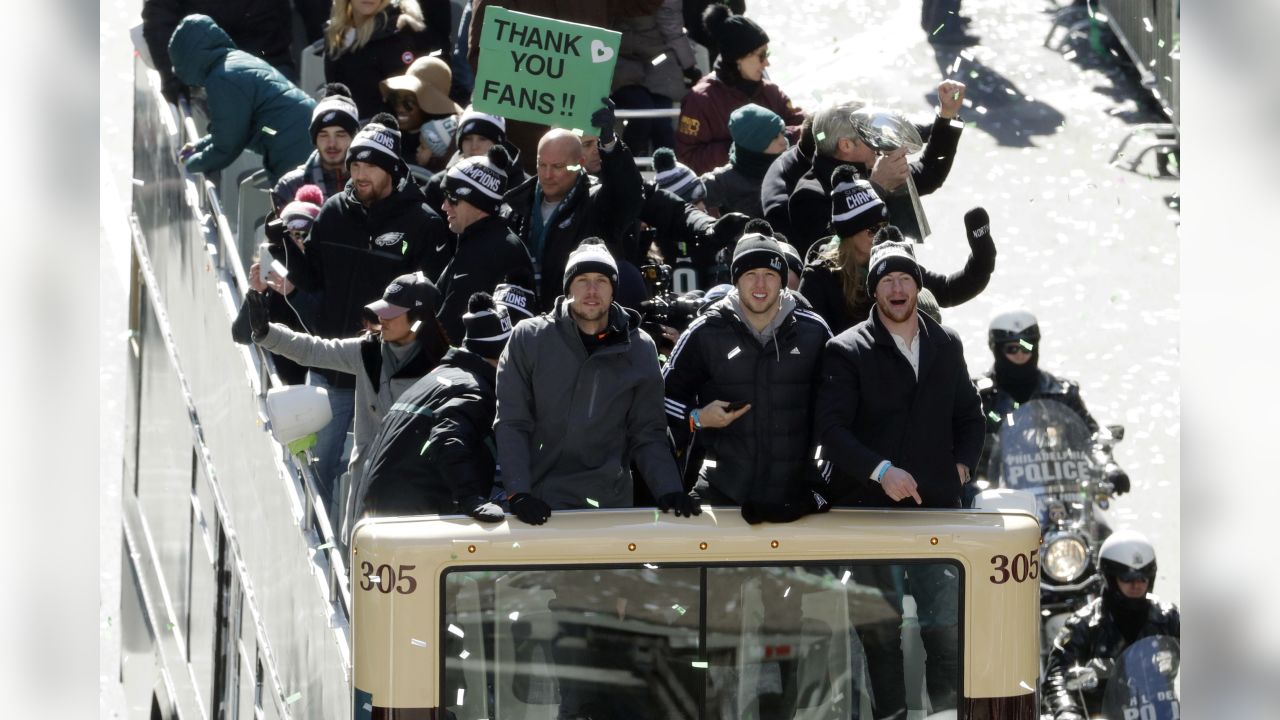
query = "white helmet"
(1098, 529, 1157, 591)
(988, 310, 1040, 352)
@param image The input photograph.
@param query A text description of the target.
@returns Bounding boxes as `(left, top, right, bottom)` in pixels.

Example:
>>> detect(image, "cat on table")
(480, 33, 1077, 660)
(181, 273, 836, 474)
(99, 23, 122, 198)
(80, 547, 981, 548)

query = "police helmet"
(1098, 529, 1157, 592)
(988, 310, 1041, 353)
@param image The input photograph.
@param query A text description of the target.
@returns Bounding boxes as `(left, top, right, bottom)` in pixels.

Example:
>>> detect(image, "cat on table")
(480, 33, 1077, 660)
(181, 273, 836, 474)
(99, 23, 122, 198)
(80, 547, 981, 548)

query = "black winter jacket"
(323, 2, 451, 120)
(1043, 595, 1180, 718)
(503, 142, 644, 308)
(975, 369, 1100, 479)
(798, 225, 996, 335)
(814, 310, 985, 508)
(785, 115, 963, 256)
(434, 215, 534, 343)
(284, 179, 450, 385)
(143, 0, 294, 99)
(637, 183, 717, 268)
(357, 348, 500, 519)
(761, 143, 813, 239)
(663, 292, 832, 504)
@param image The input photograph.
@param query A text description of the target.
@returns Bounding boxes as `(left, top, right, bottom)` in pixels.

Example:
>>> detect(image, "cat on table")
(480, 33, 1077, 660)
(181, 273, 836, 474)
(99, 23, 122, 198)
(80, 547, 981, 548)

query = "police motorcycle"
(984, 398, 1125, 660)
(1048, 635, 1180, 720)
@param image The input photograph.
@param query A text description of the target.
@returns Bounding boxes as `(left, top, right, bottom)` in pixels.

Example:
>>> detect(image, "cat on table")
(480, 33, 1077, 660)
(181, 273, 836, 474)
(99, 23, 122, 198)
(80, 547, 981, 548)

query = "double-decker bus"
(119, 44, 1041, 720)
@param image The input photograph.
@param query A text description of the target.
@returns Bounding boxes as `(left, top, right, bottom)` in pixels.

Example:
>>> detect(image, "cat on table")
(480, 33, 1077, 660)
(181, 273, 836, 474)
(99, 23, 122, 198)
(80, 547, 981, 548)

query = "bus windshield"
(441, 560, 962, 719)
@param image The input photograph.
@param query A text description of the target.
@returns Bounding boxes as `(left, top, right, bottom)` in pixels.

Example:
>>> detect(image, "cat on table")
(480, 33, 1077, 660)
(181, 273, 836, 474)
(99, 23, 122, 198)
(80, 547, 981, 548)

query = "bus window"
(441, 561, 961, 719)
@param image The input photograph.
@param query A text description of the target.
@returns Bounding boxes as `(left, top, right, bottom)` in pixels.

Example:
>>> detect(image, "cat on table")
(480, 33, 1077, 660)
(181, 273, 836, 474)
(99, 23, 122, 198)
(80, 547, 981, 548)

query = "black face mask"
(992, 345, 1040, 403)
(1102, 583, 1151, 643)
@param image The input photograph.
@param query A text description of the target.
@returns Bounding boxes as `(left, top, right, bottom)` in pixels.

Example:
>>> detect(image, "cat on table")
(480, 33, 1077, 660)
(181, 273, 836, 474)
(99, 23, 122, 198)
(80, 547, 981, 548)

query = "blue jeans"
(309, 372, 355, 530)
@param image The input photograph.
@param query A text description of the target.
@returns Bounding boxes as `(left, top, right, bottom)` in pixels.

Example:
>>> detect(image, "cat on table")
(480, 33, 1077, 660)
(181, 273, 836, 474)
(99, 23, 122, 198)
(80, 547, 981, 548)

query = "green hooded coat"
(169, 14, 315, 182)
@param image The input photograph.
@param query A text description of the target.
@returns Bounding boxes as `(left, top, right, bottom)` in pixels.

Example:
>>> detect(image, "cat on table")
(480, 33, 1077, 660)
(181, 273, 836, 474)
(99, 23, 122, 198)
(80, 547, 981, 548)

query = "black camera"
(639, 263, 703, 331)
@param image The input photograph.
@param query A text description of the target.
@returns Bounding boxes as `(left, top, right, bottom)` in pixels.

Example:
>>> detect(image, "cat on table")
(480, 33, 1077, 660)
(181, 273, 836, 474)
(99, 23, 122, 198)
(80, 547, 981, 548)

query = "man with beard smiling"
(280, 112, 450, 495)
(813, 231, 985, 509)
(493, 238, 699, 525)
(810, 231, 985, 718)
(662, 232, 831, 520)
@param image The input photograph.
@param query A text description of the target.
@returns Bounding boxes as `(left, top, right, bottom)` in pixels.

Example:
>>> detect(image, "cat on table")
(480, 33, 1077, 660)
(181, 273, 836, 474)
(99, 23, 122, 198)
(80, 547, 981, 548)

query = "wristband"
(874, 462, 891, 483)
(690, 409, 703, 430)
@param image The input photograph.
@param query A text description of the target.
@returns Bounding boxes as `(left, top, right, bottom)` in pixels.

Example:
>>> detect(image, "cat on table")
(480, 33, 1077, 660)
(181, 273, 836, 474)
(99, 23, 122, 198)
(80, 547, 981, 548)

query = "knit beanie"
(777, 239, 803, 279)
(652, 148, 706, 203)
(830, 165, 888, 238)
(866, 226, 923, 296)
(730, 232, 788, 285)
(729, 103, 785, 153)
(346, 113, 406, 180)
(310, 83, 360, 143)
(563, 237, 619, 294)
(917, 288, 941, 324)
(461, 292, 514, 359)
(443, 145, 511, 214)
(280, 184, 324, 233)
(493, 282, 537, 323)
(455, 106, 507, 145)
(703, 3, 770, 63)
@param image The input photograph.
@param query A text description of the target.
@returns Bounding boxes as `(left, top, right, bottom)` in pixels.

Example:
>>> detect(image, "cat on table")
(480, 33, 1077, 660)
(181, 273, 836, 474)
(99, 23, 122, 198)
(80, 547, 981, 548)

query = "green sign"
(472, 7, 621, 131)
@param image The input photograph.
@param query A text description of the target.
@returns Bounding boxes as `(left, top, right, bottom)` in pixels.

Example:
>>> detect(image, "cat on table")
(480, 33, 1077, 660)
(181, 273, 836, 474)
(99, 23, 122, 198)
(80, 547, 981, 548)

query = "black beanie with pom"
(310, 82, 360, 142)
(866, 226, 923, 296)
(462, 292, 514, 359)
(703, 3, 770, 64)
(444, 145, 511, 214)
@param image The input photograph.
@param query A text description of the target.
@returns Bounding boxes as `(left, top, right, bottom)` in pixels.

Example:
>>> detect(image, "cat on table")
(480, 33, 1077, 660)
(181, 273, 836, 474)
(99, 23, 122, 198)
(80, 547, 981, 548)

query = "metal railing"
(1098, 0, 1179, 126)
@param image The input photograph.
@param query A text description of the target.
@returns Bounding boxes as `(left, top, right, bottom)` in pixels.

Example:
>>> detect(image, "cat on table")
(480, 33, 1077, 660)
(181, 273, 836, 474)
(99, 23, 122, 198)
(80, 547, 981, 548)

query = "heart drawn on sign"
(590, 39, 614, 64)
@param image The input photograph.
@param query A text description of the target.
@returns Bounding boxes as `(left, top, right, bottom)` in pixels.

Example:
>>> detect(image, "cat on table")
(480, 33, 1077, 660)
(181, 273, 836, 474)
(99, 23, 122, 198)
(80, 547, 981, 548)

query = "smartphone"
(724, 400, 749, 412)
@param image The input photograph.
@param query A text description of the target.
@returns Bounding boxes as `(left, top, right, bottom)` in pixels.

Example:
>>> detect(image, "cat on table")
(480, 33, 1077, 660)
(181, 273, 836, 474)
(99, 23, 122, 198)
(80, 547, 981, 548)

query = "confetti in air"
(586, 498, 600, 507)
(509, 611, 520, 621)
(411, 638, 427, 648)
(262, 126, 277, 136)
(841, 570, 851, 585)
(448, 624, 465, 638)
(692, 661, 709, 668)
(651, 54, 667, 66)
(672, 604, 687, 615)
(285, 692, 302, 705)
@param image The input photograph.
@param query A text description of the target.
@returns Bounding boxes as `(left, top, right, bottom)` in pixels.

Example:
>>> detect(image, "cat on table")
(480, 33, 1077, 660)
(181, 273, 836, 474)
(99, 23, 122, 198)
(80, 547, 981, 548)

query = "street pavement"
(754, 0, 1180, 601)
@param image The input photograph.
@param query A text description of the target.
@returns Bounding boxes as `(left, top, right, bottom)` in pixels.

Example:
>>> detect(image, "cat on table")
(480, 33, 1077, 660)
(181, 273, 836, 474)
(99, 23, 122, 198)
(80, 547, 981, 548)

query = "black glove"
(509, 493, 551, 525)
(161, 75, 187, 106)
(963, 206, 992, 249)
(682, 65, 702, 87)
(710, 212, 751, 252)
(460, 496, 505, 523)
(1105, 465, 1131, 495)
(590, 97, 617, 146)
(657, 492, 702, 518)
(741, 490, 829, 525)
(245, 290, 271, 342)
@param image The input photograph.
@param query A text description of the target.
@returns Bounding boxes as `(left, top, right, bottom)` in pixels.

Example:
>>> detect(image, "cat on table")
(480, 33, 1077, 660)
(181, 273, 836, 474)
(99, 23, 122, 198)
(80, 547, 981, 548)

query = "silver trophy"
(849, 107, 931, 239)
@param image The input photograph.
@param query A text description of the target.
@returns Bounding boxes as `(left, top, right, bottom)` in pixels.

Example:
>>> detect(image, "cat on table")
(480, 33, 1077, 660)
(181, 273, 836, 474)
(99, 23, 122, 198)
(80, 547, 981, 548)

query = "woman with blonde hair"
(324, 0, 451, 120)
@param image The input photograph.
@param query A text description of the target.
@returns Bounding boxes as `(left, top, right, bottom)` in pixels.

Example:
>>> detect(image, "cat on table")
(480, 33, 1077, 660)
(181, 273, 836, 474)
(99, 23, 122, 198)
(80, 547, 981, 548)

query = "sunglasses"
(1002, 342, 1033, 356)
(753, 48, 771, 61)
(443, 190, 460, 205)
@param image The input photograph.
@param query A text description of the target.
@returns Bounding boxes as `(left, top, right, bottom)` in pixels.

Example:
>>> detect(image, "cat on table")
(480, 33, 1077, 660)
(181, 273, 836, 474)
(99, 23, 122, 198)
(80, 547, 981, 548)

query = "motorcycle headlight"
(1043, 534, 1089, 582)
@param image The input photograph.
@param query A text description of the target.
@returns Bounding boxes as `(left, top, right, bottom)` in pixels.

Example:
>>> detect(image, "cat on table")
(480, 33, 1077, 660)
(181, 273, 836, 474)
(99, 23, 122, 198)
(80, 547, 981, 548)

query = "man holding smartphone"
(662, 233, 831, 518)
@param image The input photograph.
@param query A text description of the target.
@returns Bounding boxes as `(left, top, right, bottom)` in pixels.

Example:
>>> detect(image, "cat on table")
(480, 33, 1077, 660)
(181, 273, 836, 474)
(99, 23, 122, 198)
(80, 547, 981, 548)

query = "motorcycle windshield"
(1101, 635, 1180, 720)
(994, 398, 1097, 498)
